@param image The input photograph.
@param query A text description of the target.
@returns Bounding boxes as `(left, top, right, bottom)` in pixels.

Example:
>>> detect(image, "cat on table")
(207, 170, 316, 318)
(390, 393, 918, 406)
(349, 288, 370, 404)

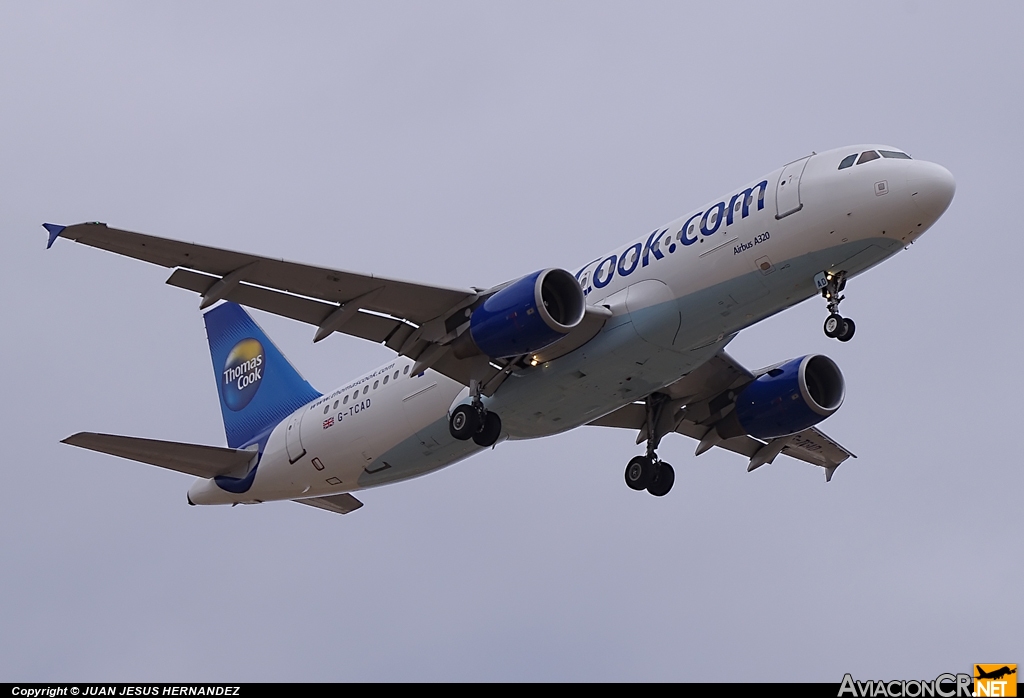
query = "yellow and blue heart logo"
(221, 338, 264, 411)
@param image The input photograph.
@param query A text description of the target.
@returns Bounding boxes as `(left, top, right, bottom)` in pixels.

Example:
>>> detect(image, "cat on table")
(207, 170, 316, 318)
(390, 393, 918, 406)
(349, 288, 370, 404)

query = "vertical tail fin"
(204, 302, 321, 448)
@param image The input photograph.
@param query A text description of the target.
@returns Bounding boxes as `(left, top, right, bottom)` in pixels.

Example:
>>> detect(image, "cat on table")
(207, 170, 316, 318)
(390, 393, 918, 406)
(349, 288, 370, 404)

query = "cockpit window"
(857, 150, 881, 165)
(879, 150, 912, 159)
(838, 154, 857, 170)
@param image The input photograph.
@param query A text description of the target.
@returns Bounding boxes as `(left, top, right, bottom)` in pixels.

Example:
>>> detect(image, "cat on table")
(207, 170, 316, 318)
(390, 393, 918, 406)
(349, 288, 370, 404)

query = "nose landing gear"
(817, 270, 856, 342)
(623, 393, 677, 497)
(449, 381, 503, 447)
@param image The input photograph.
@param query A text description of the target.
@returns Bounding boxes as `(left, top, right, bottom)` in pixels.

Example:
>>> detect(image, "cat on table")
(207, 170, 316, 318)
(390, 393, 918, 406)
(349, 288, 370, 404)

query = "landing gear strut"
(818, 270, 855, 342)
(449, 380, 502, 447)
(623, 393, 676, 497)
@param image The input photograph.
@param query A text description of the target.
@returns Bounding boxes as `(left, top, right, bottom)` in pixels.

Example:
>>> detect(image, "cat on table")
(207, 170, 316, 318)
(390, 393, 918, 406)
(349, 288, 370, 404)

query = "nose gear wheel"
(819, 271, 855, 342)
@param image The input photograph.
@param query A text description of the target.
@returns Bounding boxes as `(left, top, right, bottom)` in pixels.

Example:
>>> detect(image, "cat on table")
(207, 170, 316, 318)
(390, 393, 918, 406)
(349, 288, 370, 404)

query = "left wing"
(45, 222, 609, 392)
(588, 351, 856, 481)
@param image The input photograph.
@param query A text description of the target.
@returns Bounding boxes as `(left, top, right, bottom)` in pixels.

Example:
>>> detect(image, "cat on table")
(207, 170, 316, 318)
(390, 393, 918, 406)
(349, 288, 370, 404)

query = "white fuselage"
(188, 144, 955, 505)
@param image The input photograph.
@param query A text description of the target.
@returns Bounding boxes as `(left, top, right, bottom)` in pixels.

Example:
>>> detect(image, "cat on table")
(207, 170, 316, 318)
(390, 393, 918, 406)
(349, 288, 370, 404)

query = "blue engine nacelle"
(458, 269, 586, 360)
(715, 355, 846, 440)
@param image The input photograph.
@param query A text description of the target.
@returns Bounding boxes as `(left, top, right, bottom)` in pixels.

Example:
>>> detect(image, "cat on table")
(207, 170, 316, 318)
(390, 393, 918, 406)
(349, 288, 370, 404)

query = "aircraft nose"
(908, 161, 956, 220)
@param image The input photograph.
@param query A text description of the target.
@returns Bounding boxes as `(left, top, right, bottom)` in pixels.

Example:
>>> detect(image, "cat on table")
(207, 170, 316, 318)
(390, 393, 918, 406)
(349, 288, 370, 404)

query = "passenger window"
(363, 385, 369, 394)
(393, 371, 399, 380)
(580, 274, 589, 287)
(404, 366, 409, 375)
(343, 395, 349, 405)
(333, 400, 339, 409)
(373, 380, 379, 389)
(838, 154, 857, 170)
(879, 150, 912, 159)
(857, 150, 880, 164)
(353, 391, 359, 400)
(383, 375, 389, 385)
(323, 405, 329, 415)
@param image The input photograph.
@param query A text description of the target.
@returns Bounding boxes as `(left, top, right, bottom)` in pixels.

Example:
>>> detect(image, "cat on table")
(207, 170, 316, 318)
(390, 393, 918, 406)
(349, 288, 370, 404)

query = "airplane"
(46, 144, 955, 515)
(976, 667, 1016, 681)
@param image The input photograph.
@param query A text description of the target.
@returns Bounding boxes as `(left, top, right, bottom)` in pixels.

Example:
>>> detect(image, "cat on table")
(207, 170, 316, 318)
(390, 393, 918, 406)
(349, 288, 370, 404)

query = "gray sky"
(2, 1, 1020, 681)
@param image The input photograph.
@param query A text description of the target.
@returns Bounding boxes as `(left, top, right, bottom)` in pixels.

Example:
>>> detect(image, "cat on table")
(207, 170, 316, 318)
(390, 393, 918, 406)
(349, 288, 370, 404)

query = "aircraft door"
(775, 155, 811, 219)
(285, 409, 306, 463)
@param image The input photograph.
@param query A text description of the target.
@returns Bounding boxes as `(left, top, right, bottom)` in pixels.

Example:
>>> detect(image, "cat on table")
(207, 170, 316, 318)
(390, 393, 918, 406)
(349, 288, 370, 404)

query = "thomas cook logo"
(975, 665, 1017, 697)
(222, 338, 264, 411)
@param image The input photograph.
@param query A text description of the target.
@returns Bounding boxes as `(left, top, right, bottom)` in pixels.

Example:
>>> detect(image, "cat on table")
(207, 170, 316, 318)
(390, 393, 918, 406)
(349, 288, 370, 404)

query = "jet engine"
(715, 355, 845, 440)
(454, 268, 586, 359)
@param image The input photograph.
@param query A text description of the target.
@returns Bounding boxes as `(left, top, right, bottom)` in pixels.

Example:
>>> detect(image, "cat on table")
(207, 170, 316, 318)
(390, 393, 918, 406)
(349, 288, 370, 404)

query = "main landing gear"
(449, 381, 502, 448)
(624, 393, 676, 497)
(819, 270, 856, 342)
(625, 455, 675, 497)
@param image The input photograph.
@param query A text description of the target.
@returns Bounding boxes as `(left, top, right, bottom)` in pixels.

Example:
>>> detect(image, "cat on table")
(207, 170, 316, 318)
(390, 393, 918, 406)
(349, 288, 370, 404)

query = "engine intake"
(715, 355, 845, 440)
(456, 268, 586, 359)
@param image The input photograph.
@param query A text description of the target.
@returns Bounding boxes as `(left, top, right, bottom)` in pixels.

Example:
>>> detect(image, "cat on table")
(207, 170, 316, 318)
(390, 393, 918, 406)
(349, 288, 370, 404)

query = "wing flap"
(587, 402, 763, 458)
(166, 268, 407, 344)
(295, 493, 364, 515)
(62, 432, 255, 479)
(672, 421, 763, 458)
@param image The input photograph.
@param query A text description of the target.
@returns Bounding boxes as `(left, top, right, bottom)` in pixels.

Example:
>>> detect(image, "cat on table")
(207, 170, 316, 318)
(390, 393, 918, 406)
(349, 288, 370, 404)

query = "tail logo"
(222, 338, 264, 411)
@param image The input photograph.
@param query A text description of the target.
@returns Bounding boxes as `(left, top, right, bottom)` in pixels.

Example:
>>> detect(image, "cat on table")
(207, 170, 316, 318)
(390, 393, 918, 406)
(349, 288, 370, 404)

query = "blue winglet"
(43, 223, 66, 249)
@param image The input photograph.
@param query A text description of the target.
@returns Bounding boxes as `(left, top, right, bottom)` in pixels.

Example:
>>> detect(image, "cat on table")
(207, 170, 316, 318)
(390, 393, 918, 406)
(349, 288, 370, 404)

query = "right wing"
(47, 222, 609, 393)
(48, 222, 473, 325)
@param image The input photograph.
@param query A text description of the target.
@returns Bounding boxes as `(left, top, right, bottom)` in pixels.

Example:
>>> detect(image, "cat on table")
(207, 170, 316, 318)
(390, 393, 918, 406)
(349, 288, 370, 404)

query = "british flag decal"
(323, 417, 334, 429)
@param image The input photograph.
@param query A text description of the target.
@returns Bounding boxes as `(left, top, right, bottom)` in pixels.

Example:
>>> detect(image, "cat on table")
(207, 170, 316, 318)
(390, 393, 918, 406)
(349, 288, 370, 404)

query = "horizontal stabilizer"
(62, 432, 256, 479)
(295, 493, 364, 515)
